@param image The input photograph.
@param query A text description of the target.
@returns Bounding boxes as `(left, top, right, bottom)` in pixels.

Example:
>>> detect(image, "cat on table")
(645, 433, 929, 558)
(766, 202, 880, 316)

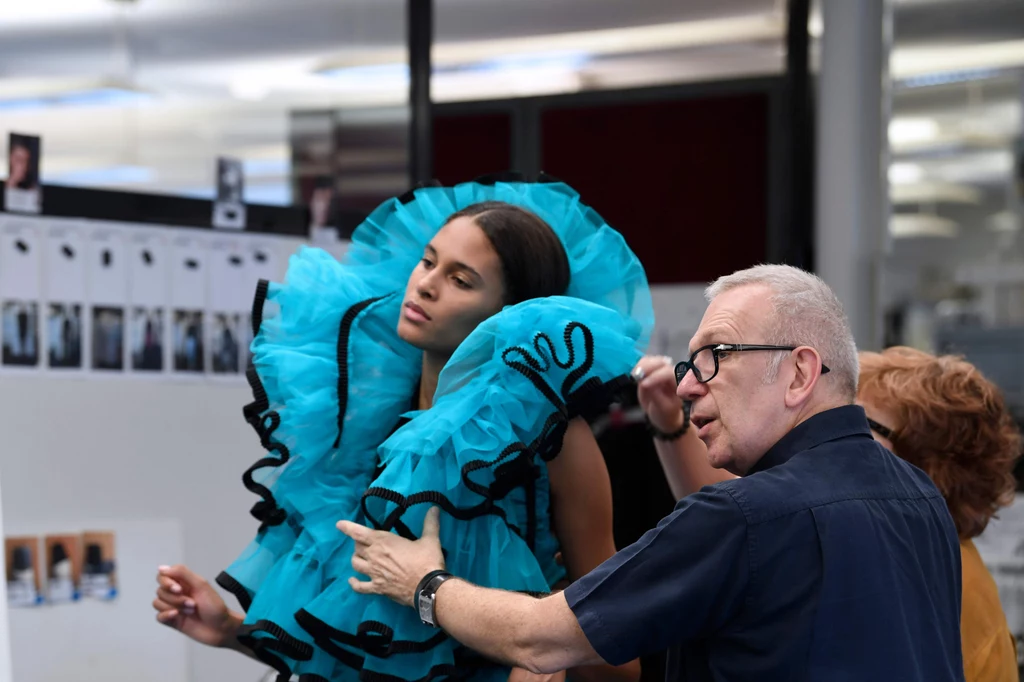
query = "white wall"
(1, 378, 273, 682)
(647, 284, 708, 360)
(0, 235, 307, 682)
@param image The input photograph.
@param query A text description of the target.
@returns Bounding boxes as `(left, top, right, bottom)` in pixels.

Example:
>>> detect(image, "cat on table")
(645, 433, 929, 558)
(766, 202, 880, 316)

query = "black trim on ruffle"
(233, 611, 496, 682)
(568, 374, 635, 423)
(240, 409, 290, 528)
(238, 283, 388, 531)
(297, 609, 449, 662)
(251, 279, 268, 336)
(239, 278, 291, 529)
(361, 437, 539, 540)
(500, 321, 595, 414)
(297, 608, 366, 670)
(215, 571, 253, 613)
(239, 619, 315, 661)
(235, 619, 315, 679)
(236, 619, 311, 680)
(307, 623, 366, 671)
(249, 647, 292, 682)
(334, 296, 386, 448)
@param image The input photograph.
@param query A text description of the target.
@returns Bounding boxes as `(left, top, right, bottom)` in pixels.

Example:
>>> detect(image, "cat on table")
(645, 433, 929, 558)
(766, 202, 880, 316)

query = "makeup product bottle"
(48, 543, 76, 602)
(7, 545, 38, 607)
(82, 543, 115, 599)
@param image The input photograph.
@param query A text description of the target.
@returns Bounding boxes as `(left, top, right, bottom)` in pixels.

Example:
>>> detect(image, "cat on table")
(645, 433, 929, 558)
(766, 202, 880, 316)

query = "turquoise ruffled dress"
(217, 176, 654, 682)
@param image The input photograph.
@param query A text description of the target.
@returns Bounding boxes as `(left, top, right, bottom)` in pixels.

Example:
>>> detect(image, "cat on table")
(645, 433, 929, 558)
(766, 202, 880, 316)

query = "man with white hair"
(338, 264, 964, 681)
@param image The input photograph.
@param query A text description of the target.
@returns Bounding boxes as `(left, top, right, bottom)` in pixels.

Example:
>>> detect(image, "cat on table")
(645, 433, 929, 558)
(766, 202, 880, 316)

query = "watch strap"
(415, 570, 452, 627)
(646, 401, 691, 441)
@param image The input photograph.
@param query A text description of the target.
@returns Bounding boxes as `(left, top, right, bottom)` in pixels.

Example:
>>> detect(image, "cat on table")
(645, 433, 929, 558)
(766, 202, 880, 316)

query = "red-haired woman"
(857, 347, 1019, 682)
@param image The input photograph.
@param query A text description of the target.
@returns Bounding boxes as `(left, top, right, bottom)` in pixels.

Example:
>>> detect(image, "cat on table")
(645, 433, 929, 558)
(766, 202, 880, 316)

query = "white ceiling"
(0, 0, 787, 201)
(0, 0, 1021, 205)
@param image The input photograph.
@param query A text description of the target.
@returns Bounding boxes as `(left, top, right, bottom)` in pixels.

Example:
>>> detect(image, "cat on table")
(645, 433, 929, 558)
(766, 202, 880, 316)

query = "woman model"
(154, 176, 653, 682)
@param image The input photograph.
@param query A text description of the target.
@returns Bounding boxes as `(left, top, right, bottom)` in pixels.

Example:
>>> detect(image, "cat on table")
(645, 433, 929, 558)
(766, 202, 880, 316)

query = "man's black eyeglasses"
(866, 417, 894, 440)
(674, 343, 832, 385)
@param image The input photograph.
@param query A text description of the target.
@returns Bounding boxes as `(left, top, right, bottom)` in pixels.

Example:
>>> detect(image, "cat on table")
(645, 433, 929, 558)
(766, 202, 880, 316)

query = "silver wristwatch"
(416, 571, 453, 627)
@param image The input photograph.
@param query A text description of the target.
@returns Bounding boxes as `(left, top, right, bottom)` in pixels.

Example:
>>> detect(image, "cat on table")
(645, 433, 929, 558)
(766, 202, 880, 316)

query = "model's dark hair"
(445, 201, 570, 305)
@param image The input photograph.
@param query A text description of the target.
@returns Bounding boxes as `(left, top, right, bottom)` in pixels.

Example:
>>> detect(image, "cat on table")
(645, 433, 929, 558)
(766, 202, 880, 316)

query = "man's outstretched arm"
(337, 507, 604, 674)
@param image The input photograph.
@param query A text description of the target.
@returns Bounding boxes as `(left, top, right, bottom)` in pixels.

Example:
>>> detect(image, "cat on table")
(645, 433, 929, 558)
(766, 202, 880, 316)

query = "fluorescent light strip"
(316, 14, 785, 73)
(0, 78, 151, 110)
(46, 165, 156, 186)
(898, 69, 1002, 89)
(891, 39, 1024, 79)
(890, 214, 958, 238)
(313, 20, 1024, 95)
(890, 182, 982, 205)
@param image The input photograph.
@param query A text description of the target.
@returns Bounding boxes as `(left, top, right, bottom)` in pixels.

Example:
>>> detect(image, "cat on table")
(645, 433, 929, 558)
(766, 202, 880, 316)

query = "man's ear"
(784, 347, 824, 408)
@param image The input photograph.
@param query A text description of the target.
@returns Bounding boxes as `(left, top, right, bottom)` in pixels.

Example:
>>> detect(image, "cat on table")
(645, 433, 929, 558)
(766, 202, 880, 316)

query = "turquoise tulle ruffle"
(217, 177, 654, 681)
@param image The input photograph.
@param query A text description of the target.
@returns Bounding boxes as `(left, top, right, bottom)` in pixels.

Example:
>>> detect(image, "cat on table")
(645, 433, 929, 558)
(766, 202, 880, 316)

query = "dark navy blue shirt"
(565, 405, 964, 681)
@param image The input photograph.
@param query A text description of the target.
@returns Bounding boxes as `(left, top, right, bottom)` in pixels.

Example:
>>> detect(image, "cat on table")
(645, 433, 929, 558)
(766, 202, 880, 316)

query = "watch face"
(418, 594, 434, 625)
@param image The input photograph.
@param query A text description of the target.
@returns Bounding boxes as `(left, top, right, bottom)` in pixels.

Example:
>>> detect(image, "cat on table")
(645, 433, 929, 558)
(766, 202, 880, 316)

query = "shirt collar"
(747, 404, 872, 475)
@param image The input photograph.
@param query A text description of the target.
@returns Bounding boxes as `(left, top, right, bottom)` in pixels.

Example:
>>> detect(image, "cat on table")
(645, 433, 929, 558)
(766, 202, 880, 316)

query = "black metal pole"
(408, 0, 433, 184)
(784, 0, 814, 271)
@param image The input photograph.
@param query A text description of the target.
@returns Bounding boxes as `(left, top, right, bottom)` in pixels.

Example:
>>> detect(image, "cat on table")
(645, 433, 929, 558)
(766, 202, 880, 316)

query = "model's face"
(396, 216, 505, 357)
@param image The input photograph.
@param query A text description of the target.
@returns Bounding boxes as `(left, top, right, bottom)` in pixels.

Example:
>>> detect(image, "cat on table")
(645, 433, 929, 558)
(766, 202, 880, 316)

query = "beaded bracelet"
(645, 401, 691, 441)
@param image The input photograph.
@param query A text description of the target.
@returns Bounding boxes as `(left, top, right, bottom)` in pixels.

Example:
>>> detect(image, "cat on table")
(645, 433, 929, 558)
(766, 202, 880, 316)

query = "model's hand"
(153, 564, 241, 649)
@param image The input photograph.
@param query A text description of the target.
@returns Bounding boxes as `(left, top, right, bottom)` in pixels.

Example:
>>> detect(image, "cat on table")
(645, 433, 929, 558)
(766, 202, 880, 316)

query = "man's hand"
(633, 355, 685, 432)
(338, 506, 445, 607)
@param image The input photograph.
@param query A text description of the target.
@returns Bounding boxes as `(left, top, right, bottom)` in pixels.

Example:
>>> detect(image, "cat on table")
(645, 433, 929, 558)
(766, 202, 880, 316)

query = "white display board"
(0, 214, 306, 383)
(647, 284, 708, 359)
(0, 219, 305, 682)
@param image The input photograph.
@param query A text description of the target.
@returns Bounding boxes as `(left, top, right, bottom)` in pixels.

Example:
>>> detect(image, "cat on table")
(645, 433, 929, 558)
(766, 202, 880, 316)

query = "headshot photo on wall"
(2, 300, 39, 367)
(91, 306, 124, 371)
(173, 309, 204, 373)
(210, 312, 241, 374)
(212, 156, 245, 229)
(130, 307, 164, 372)
(308, 174, 339, 230)
(5, 133, 42, 214)
(47, 303, 83, 369)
